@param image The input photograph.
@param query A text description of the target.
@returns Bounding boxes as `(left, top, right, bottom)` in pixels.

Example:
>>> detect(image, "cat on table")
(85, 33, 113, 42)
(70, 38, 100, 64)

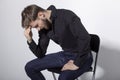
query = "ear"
(38, 12, 45, 18)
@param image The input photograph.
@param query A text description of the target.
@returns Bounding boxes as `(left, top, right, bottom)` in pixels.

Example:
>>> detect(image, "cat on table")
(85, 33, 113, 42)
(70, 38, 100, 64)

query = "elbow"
(34, 50, 46, 58)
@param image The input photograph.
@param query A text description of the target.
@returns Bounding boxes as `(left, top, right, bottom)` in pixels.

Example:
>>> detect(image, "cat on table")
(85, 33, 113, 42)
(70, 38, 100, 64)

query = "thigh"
(58, 56, 93, 80)
(26, 51, 66, 71)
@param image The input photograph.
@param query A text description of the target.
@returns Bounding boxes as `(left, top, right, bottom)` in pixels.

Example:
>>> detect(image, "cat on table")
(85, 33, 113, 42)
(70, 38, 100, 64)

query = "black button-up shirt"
(28, 5, 91, 67)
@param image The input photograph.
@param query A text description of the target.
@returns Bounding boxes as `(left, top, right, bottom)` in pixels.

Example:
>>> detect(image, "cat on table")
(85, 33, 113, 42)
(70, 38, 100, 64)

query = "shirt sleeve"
(27, 29, 50, 58)
(69, 16, 91, 67)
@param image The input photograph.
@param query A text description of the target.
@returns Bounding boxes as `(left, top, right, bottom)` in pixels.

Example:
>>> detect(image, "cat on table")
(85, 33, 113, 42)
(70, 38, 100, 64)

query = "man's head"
(21, 4, 51, 31)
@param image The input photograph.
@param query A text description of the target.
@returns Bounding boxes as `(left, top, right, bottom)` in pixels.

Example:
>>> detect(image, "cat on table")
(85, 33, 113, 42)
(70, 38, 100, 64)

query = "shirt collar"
(47, 5, 57, 22)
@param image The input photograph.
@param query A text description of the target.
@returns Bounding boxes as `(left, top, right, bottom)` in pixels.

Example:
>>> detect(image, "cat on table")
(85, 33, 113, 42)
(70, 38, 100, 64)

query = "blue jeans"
(25, 51, 93, 80)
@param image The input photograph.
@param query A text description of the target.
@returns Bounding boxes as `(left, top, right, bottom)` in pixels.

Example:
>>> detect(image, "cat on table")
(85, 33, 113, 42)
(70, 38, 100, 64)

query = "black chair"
(48, 34, 100, 80)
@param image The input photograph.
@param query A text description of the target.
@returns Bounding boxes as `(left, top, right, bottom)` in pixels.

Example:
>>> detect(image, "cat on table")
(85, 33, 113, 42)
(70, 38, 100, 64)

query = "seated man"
(21, 4, 93, 80)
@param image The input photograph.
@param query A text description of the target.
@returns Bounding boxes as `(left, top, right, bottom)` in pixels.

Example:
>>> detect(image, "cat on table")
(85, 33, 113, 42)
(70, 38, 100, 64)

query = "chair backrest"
(89, 34, 100, 80)
(90, 34, 100, 53)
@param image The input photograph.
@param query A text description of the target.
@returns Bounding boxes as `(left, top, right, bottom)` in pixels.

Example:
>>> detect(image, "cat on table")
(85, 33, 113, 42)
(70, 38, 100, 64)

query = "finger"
(68, 60, 74, 63)
(29, 26, 32, 30)
(61, 67, 64, 71)
(27, 26, 31, 31)
(27, 27, 32, 33)
(25, 26, 31, 30)
(61, 67, 67, 71)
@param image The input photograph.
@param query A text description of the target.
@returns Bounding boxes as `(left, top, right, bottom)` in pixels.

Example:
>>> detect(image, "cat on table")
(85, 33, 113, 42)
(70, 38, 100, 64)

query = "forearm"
(74, 35, 91, 67)
(27, 39, 45, 58)
(74, 52, 89, 67)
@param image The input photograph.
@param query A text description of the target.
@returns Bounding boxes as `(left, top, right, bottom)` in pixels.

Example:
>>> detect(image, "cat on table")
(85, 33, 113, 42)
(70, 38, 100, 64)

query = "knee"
(25, 61, 33, 74)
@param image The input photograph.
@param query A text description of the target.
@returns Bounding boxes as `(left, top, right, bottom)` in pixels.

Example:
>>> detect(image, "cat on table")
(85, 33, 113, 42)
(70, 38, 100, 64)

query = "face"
(29, 12, 51, 31)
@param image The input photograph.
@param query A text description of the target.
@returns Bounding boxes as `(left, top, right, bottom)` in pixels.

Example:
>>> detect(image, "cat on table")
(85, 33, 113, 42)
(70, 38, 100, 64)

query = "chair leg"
(52, 72, 57, 80)
(92, 73, 95, 80)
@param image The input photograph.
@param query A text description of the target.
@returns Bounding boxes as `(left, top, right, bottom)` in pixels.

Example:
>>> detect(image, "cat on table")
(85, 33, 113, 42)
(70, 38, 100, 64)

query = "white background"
(0, 0, 120, 80)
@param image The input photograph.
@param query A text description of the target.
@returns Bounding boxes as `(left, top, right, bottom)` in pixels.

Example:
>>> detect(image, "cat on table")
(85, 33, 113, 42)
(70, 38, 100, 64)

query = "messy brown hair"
(21, 4, 45, 28)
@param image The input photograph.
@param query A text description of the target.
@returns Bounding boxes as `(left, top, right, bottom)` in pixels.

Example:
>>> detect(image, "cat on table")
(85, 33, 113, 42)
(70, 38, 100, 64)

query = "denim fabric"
(25, 51, 93, 80)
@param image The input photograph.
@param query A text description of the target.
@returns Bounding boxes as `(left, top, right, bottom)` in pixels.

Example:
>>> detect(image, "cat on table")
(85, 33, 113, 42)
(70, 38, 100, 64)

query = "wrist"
(27, 39, 32, 43)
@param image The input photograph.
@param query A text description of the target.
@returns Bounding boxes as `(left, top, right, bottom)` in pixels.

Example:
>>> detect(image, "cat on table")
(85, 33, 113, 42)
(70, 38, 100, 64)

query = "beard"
(42, 19, 52, 30)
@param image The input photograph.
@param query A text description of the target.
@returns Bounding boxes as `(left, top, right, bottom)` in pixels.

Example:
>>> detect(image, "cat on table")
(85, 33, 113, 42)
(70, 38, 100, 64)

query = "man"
(21, 4, 93, 80)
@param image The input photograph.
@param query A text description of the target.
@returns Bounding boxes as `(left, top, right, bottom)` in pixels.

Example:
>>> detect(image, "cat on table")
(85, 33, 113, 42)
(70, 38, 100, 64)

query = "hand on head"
(24, 26, 33, 43)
